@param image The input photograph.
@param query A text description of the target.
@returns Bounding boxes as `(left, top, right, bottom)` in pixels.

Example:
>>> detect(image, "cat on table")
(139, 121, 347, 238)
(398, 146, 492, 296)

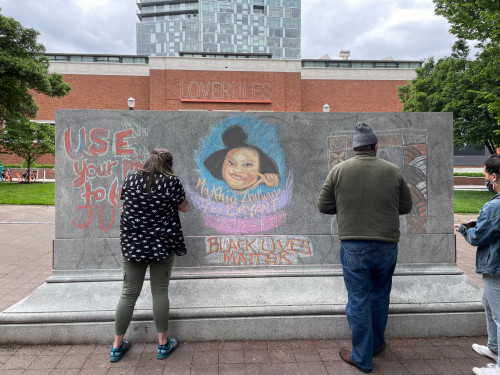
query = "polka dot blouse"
(120, 171, 187, 262)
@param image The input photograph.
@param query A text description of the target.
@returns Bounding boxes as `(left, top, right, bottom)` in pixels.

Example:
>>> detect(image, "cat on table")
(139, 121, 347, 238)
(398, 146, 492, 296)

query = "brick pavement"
(0, 205, 491, 374)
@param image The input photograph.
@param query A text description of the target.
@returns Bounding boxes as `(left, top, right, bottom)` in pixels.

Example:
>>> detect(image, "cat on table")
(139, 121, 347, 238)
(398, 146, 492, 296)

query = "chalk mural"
(205, 236, 312, 266)
(63, 119, 149, 233)
(186, 116, 293, 236)
(328, 129, 428, 234)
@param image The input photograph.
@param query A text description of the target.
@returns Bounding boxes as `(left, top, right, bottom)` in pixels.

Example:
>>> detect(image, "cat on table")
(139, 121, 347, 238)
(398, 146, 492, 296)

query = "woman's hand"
(177, 199, 190, 213)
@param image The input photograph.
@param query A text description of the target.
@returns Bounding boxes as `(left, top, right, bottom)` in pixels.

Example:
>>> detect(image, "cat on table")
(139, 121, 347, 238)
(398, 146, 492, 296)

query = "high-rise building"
(136, 0, 301, 59)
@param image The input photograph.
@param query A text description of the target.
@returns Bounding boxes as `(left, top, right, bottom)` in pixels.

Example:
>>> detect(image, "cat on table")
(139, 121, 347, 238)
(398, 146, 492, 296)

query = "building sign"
(180, 81, 272, 103)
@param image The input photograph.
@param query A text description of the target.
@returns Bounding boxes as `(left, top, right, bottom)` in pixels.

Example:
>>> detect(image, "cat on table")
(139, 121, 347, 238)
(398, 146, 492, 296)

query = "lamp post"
(127, 97, 136, 110)
(323, 103, 330, 112)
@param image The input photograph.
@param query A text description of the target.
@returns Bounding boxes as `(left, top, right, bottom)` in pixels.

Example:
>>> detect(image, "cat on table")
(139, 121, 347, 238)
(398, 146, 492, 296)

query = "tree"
(0, 118, 55, 183)
(398, 40, 500, 154)
(433, 0, 500, 125)
(433, 0, 500, 46)
(0, 8, 71, 122)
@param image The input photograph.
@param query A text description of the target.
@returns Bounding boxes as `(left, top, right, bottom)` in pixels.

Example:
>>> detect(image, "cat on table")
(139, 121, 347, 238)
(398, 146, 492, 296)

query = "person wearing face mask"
(455, 154, 500, 375)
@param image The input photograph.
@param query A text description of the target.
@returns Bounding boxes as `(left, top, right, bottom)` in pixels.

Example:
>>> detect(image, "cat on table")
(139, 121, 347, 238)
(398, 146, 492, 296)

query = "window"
(375, 62, 397, 68)
(253, 5, 265, 14)
(269, 7, 282, 17)
(399, 62, 422, 69)
(218, 34, 231, 44)
(352, 62, 374, 68)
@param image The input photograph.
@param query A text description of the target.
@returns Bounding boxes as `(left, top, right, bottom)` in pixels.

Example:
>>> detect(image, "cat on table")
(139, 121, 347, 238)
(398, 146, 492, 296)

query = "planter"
(454, 176, 484, 185)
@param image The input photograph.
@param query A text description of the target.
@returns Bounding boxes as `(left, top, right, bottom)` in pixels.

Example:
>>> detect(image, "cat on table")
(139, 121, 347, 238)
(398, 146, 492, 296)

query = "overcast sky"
(1, 0, 461, 61)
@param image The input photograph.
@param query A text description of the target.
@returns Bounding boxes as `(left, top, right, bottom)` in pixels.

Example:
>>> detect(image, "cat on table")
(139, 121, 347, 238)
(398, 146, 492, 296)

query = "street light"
(127, 97, 136, 110)
(323, 103, 330, 112)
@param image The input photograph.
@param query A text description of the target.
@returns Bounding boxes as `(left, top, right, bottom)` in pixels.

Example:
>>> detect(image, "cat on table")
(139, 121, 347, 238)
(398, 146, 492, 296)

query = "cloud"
(2, 0, 461, 60)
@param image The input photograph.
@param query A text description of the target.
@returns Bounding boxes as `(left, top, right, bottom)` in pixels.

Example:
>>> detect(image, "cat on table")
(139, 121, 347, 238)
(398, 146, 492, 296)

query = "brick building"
(1, 54, 419, 165)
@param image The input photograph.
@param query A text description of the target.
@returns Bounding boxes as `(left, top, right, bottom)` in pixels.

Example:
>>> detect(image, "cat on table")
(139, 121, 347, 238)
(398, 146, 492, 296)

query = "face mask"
(485, 179, 496, 193)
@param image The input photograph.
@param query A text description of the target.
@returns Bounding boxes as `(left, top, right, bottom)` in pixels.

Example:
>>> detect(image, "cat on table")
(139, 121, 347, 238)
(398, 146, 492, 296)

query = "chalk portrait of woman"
(204, 125, 280, 192)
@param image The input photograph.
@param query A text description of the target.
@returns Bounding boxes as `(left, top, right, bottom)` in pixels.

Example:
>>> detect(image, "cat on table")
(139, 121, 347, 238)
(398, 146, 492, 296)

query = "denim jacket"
(460, 193, 500, 276)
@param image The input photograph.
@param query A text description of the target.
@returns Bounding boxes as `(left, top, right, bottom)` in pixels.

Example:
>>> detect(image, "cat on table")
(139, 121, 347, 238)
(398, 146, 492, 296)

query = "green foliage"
(433, 0, 500, 126)
(0, 182, 54, 205)
(0, 9, 71, 122)
(433, 0, 500, 46)
(398, 41, 500, 154)
(0, 118, 55, 182)
(454, 190, 493, 213)
(453, 172, 484, 177)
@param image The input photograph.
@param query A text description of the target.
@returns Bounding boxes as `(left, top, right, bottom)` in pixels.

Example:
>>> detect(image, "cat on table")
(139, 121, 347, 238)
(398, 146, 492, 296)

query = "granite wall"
(54, 110, 453, 274)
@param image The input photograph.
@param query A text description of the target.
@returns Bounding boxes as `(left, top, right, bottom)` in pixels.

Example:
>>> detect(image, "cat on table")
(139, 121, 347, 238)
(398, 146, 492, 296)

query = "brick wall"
(301, 79, 407, 112)
(32, 75, 150, 120)
(0, 151, 55, 165)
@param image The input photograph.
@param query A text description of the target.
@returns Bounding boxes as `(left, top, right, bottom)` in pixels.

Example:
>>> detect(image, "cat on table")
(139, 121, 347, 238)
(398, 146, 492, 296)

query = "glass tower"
(136, 0, 301, 59)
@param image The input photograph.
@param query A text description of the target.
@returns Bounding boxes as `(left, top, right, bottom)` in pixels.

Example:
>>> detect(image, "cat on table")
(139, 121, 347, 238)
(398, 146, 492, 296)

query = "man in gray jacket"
(318, 122, 412, 373)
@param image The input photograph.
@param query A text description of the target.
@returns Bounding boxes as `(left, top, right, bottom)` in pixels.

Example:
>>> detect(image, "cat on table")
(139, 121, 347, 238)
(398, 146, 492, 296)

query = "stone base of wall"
(0, 269, 485, 344)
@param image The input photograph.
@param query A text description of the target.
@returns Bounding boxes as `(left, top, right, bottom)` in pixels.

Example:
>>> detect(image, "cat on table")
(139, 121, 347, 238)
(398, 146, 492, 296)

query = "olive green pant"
(115, 254, 175, 335)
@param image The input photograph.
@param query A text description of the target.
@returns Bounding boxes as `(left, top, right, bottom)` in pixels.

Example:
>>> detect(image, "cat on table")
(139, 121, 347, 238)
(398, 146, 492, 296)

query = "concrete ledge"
(0, 274, 484, 344)
(0, 312, 485, 345)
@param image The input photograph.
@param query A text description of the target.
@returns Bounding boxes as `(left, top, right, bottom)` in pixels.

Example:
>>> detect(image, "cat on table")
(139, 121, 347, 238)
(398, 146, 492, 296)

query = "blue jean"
(482, 274, 500, 366)
(340, 240, 398, 371)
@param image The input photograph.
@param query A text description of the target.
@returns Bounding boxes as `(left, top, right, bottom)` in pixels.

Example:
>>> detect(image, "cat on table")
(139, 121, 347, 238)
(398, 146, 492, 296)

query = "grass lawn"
(0, 182, 55, 205)
(454, 190, 493, 213)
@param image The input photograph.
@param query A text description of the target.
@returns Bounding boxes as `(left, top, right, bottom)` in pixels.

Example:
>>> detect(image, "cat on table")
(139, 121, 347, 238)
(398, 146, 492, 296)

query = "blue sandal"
(110, 339, 131, 362)
(157, 337, 179, 360)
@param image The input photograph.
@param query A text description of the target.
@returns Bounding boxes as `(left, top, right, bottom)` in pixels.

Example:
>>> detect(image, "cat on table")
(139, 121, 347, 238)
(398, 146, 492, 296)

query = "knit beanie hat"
(352, 122, 378, 148)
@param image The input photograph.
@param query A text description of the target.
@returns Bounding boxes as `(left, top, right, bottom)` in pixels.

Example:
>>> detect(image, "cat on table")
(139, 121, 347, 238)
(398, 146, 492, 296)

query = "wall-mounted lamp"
(323, 103, 331, 112)
(127, 97, 136, 110)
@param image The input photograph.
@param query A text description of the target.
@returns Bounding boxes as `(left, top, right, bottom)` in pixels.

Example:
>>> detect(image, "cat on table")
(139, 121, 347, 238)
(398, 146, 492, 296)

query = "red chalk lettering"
(223, 252, 236, 264)
(278, 251, 292, 264)
(108, 178, 122, 208)
(266, 253, 276, 264)
(228, 239, 238, 252)
(115, 130, 133, 155)
(72, 205, 96, 228)
(207, 237, 219, 254)
(99, 205, 115, 233)
(245, 239, 256, 252)
(73, 160, 87, 188)
(260, 239, 273, 254)
(277, 239, 290, 252)
(301, 240, 312, 255)
(237, 252, 247, 265)
(89, 128, 109, 156)
(290, 239, 300, 252)
(82, 182, 106, 205)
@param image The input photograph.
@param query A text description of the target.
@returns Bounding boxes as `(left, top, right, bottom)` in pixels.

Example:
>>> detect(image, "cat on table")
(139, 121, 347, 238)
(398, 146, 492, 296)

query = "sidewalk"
(0, 205, 490, 374)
